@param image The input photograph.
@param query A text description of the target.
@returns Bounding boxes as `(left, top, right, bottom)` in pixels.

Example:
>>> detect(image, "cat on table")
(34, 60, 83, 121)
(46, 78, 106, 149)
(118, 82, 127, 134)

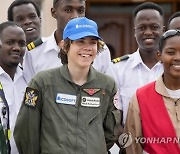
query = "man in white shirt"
(107, 3, 165, 153)
(0, 21, 27, 154)
(107, 2, 165, 126)
(23, 0, 111, 83)
(8, 0, 42, 45)
(7, 0, 43, 67)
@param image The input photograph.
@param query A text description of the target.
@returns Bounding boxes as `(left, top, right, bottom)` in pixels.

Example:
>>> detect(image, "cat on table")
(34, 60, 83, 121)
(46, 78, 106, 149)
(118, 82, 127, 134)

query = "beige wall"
(0, 0, 13, 23)
(0, 0, 56, 37)
(41, 0, 56, 37)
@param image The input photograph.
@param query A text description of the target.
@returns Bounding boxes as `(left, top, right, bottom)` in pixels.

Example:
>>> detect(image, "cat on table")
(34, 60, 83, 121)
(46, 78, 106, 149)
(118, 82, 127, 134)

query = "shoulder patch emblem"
(24, 87, 39, 108)
(27, 38, 43, 51)
(112, 55, 129, 64)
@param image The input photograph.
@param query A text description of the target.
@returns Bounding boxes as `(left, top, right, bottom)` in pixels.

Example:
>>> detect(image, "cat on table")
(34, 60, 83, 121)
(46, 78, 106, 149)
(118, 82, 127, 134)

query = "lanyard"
(0, 82, 11, 154)
(0, 118, 7, 154)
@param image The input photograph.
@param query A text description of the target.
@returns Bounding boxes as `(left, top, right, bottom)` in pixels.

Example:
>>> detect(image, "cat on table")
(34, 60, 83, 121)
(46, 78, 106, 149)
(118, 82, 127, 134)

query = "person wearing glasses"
(124, 29, 180, 154)
(14, 17, 121, 154)
(168, 11, 180, 30)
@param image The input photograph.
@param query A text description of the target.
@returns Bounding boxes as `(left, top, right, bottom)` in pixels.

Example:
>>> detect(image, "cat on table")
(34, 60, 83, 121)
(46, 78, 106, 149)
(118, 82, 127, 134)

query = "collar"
(60, 64, 96, 84)
(0, 66, 24, 82)
(0, 67, 6, 76)
(131, 49, 144, 69)
(43, 31, 60, 53)
(155, 75, 170, 98)
(131, 49, 162, 69)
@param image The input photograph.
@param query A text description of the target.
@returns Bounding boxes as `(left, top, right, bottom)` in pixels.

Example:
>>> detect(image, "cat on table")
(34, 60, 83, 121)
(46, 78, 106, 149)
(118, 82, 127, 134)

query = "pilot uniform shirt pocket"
(120, 87, 137, 104)
(120, 86, 138, 124)
(80, 88, 103, 129)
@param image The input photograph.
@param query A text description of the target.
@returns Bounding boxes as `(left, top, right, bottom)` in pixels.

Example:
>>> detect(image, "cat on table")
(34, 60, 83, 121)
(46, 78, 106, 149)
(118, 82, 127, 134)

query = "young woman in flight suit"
(14, 17, 121, 154)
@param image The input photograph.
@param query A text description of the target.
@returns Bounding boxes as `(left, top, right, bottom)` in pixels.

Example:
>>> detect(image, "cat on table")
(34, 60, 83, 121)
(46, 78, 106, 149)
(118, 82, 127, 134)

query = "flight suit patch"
(81, 96, 100, 107)
(24, 87, 39, 108)
(56, 93, 76, 105)
(83, 88, 100, 96)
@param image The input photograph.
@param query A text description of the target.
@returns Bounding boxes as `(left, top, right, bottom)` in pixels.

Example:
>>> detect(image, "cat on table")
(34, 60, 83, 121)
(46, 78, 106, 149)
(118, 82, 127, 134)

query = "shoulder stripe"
(112, 55, 129, 64)
(27, 43, 32, 50)
(27, 38, 43, 51)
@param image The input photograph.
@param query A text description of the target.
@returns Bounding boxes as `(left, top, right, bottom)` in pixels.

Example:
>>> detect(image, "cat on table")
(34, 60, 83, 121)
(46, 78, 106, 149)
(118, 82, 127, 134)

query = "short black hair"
(53, 0, 59, 7)
(53, 0, 86, 8)
(133, 2, 164, 19)
(0, 21, 20, 37)
(7, 0, 41, 21)
(168, 11, 180, 25)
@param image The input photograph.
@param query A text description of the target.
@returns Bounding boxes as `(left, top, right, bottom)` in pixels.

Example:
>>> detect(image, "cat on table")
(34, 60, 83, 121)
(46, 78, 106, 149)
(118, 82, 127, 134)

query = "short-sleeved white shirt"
(106, 49, 164, 125)
(23, 32, 111, 83)
(0, 66, 27, 154)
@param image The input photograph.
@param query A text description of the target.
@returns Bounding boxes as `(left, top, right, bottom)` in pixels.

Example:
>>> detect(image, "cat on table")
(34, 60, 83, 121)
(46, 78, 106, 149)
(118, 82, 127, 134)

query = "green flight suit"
(14, 65, 121, 154)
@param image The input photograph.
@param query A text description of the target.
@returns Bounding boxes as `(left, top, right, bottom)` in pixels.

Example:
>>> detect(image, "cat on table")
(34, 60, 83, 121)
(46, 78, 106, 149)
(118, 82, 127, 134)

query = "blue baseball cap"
(63, 17, 102, 40)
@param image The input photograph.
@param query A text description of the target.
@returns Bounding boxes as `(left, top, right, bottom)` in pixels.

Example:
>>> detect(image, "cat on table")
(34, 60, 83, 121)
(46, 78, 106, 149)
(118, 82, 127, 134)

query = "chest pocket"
(79, 89, 106, 127)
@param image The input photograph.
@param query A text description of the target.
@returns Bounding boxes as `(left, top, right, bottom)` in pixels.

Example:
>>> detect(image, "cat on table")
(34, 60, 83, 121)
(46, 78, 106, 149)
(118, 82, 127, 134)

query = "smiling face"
(158, 35, 180, 83)
(66, 37, 98, 69)
(134, 9, 164, 53)
(12, 3, 41, 44)
(0, 26, 26, 68)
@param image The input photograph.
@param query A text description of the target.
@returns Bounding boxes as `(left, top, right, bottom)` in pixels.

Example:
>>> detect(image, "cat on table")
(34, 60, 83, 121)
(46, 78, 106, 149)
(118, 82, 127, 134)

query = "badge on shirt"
(81, 96, 100, 107)
(24, 87, 39, 108)
(83, 88, 100, 96)
(56, 93, 77, 105)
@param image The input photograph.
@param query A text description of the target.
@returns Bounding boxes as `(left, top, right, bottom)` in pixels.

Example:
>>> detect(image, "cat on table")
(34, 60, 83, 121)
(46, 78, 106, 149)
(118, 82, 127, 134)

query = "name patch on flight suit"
(24, 87, 39, 108)
(56, 93, 77, 105)
(81, 96, 100, 107)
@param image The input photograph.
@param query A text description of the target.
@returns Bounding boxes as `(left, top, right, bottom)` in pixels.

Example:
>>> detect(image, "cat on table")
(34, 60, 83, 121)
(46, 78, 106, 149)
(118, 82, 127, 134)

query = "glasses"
(161, 29, 180, 41)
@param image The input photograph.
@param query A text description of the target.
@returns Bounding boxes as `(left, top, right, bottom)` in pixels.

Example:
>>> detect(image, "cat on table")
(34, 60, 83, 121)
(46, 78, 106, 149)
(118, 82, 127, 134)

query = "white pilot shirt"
(0, 66, 27, 154)
(23, 31, 111, 83)
(106, 49, 164, 125)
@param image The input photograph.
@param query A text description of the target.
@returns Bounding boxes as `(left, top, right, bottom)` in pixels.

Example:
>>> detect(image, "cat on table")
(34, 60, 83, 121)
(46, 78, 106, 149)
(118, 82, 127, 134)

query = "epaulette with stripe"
(27, 38, 43, 51)
(112, 55, 129, 64)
